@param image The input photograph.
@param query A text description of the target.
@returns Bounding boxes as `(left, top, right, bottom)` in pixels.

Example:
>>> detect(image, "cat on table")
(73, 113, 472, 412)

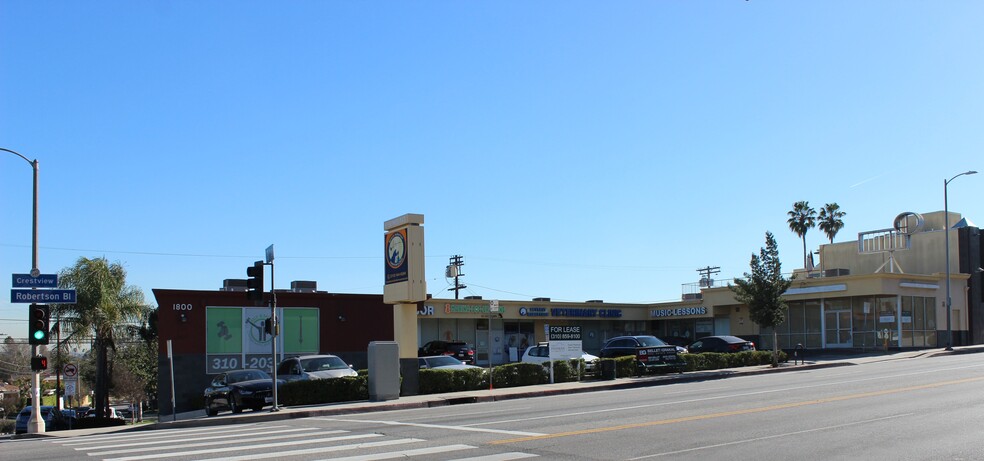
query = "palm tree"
(818, 203, 846, 244)
(787, 201, 816, 269)
(56, 257, 148, 418)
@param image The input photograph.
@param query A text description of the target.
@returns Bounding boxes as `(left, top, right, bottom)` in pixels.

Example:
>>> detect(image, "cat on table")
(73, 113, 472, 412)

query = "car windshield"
(228, 370, 270, 383)
(427, 356, 463, 367)
(637, 336, 667, 347)
(301, 356, 348, 371)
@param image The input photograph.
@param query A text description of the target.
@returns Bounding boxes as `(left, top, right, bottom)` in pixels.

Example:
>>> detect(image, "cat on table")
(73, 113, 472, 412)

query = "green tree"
(787, 200, 817, 269)
(818, 203, 846, 244)
(55, 257, 148, 418)
(730, 232, 792, 367)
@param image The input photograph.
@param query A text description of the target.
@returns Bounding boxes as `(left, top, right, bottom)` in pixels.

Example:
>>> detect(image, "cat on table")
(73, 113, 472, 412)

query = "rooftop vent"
(825, 268, 850, 277)
(586, 300, 604, 303)
(533, 297, 551, 302)
(222, 279, 248, 292)
(682, 293, 703, 301)
(464, 295, 483, 300)
(291, 280, 318, 293)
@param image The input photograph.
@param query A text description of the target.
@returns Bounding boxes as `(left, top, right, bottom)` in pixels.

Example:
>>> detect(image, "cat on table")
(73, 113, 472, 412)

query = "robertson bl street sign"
(10, 289, 77, 304)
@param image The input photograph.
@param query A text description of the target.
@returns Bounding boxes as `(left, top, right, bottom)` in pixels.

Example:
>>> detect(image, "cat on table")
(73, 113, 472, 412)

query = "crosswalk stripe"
(315, 417, 546, 437)
(311, 444, 477, 461)
(197, 437, 427, 461)
(52, 424, 270, 445)
(102, 433, 385, 461)
(446, 453, 539, 461)
(86, 428, 333, 456)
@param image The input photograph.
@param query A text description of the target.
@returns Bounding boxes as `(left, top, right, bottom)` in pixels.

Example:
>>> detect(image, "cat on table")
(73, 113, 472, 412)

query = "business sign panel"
(205, 306, 320, 374)
(384, 228, 409, 285)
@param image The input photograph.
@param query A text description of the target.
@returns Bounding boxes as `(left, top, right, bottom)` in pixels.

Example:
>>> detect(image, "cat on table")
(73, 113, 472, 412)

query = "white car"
(521, 344, 599, 371)
(276, 354, 358, 382)
(419, 355, 482, 370)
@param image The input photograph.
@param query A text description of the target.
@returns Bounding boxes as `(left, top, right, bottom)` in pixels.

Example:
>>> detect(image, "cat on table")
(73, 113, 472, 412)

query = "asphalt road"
(5, 353, 983, 460)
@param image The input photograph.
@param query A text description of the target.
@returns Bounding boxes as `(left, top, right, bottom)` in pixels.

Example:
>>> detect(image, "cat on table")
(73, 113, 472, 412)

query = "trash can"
(600, 359, 616, 380)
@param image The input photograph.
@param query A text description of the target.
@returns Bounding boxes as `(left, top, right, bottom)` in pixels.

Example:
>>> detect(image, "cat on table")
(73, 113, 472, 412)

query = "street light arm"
(946, 170, 977, 185)
(0, 147, 37, 167)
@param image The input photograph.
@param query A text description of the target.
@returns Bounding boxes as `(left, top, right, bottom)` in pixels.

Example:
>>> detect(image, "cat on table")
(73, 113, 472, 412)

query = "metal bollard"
(793, 343, 805, 365)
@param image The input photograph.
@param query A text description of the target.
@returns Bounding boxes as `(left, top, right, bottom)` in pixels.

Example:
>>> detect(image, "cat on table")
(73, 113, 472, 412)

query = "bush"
(279, 376, 368, 406)
(681, 350, 785, 371)
(0, 419, 13, 435)
(72, 416, 126, 430)
(418, 368, 486, 394)
(487, 363, 547, 389)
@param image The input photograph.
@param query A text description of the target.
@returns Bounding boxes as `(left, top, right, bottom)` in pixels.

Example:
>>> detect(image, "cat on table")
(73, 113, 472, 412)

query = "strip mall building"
(153, 210, 982, 414)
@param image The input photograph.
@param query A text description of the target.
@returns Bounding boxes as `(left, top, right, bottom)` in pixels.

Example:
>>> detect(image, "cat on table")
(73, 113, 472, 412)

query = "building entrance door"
(825, 310, 853, 348)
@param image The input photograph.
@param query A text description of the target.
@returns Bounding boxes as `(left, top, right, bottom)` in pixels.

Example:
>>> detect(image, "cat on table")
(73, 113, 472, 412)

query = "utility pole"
(697, 266, 720, 288)
(446, 255, 466, 299)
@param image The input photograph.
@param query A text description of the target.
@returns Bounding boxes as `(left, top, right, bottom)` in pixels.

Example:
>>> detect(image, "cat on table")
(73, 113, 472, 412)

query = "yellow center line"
(490, 376, 984, 445)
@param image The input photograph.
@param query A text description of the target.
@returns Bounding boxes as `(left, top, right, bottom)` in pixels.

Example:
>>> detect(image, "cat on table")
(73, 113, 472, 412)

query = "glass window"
(925, 297, 937, 330)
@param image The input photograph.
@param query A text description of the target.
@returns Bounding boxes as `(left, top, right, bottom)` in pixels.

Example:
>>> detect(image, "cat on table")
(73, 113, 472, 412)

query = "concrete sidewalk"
(15, 345, 983, 439)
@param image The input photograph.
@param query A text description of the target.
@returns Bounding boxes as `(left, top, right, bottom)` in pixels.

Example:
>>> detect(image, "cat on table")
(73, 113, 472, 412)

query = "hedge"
(279, 376, 369, 406)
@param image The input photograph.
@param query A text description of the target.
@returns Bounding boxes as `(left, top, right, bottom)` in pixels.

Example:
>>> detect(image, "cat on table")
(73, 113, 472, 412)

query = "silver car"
(276, 354, 358, 382)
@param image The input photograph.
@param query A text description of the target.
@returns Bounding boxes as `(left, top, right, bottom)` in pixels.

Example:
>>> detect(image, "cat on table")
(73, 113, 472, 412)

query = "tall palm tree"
(787, 201, 817, 269)
(818, 203, 847, 244)
(56, 257, 148, 418)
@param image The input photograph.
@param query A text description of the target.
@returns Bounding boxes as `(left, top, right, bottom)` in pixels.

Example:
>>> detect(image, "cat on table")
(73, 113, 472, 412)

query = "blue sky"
(2, 2, 982, 339)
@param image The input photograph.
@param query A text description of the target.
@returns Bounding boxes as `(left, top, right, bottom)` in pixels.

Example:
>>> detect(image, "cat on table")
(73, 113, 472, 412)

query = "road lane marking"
(201, 438, 426, 461)
(490, 376, 984, 444)
(628, 413, 913, 459)
(472, 363, 984, 428)
(315, 417, 546, 436)
(447, 453, 539, 461)
(103, 433, 384, 461)
(86, 428, 333, 455)
(312, 444, 475, 461)
(52, 423, 270, 445)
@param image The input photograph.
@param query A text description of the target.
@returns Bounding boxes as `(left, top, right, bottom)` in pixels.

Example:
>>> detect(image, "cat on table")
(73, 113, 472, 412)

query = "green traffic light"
(33, 330, 45, 340)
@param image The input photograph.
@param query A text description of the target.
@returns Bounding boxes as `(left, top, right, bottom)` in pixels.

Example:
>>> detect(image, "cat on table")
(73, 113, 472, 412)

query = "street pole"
(2, 147, 43, 434)
(944, 170, 977, 351)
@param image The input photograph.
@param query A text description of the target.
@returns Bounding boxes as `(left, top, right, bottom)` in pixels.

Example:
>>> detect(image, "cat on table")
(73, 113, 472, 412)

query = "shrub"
(418, 368, 485, 394)
(279, 376, 368, 406)
(488, 363, 547, 388)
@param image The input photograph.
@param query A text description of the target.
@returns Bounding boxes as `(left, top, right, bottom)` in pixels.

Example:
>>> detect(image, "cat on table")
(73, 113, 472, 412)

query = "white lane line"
(86, 428, 333, 455)
(312, 444, 476, 461)
(103, 433, 383, 461)
(463, 363, 984, 428)
(628, 413, 914, 459)
(447, 452, 539, 461)
(52, 424, 269, 445)
(314, 417, 545, 437)
(197, 438, 427, 461)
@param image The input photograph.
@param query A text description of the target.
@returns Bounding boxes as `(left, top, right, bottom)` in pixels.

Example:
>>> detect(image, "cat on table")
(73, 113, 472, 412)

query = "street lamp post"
(1, 147, 42, 433)
(944, 170, 977, 351)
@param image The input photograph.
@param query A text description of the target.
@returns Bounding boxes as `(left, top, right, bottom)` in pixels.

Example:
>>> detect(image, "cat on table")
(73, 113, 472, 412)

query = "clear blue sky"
(2, 2, 982, 339)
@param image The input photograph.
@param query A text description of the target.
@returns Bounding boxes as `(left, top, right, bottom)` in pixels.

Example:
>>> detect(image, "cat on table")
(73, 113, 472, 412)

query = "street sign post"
(64, 363, 78, 378)
(10, 289, 76, 304)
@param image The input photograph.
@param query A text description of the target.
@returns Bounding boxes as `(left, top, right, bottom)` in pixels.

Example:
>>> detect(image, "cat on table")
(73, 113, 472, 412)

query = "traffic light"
(31, 355, 48, 371)
(246, 261, 264, 302)
(263, 317, 272, 335)
(28, 304, 50, 345)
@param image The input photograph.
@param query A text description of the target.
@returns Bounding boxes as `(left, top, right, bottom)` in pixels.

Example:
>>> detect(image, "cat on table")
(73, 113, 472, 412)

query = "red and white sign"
(64, 363, 78, 377)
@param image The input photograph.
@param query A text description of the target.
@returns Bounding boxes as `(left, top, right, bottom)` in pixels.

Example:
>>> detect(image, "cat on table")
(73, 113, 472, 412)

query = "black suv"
(418, 340, 476, 364)
(600, 335, 685, 372)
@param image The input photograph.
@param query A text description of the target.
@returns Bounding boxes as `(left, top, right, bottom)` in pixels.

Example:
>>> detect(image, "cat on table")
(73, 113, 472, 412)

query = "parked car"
(418, 355, 482, 370)
(85, 407, 123, 419)
(14, 406, 75, 434)
(521, 343, 599, 371)
(688, 335, 756, 353)
(418, 340, 476, 364)
(204, 369, 281, 416)
(599, 335, 686, 372)
(600, 335, 682, 357)
(275, 354, 358, 382)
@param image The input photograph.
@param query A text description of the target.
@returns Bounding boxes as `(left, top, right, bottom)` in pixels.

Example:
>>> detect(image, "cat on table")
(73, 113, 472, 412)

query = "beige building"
(418, 211, 982, 361)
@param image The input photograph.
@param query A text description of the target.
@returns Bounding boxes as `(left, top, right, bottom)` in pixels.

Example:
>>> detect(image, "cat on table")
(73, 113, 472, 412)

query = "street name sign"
(10, 289, 77, 304)
(12, 273, 58, 288)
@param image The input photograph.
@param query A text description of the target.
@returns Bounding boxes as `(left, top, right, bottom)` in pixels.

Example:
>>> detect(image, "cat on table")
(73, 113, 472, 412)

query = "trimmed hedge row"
(277, 351, 788, 406)
(279, 376, 369, 406)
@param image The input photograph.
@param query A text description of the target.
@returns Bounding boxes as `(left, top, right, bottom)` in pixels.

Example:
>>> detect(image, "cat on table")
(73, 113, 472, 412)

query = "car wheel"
(252, 404, 264, 412)
(230, 393, 242, 414)
(205, 400, 218, 417)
